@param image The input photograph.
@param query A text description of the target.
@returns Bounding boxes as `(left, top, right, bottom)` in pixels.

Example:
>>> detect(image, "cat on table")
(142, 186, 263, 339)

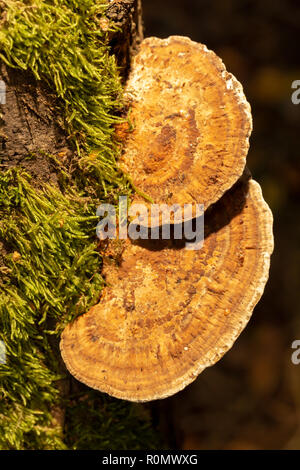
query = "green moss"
(65, 392, 160, 450)
(0, 168, 159, 450)
(0, 0, 161, 451)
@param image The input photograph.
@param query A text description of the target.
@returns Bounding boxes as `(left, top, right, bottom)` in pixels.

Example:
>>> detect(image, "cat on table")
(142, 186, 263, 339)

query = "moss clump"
(0, 0, 160, 451)
(65, 391, 160, 450)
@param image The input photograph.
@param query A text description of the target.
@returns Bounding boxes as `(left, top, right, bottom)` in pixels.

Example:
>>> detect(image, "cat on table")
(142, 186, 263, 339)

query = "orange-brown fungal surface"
(119, 36, 252, 221)
(60, 177, 273, 402)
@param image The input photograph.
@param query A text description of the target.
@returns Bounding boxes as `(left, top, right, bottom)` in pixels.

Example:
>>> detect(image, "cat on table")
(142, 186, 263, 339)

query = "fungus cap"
(60, 176, 273, 402)
(119, 36, 252, 225)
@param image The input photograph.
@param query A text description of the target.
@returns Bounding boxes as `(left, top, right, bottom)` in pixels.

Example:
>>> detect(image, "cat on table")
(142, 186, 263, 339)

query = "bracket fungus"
(60, 36, 273, 402)
(60, 174, 273, 402)
(119, 36, 252, 224)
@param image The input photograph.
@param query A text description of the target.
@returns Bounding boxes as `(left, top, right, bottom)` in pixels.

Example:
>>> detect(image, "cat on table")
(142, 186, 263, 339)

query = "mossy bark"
(0, 0, 143, 180)
(0, 0, 160, 451)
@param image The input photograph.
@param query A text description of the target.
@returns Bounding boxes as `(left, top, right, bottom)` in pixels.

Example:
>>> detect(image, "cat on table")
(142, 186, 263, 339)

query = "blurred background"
(142, 0, 300, 449)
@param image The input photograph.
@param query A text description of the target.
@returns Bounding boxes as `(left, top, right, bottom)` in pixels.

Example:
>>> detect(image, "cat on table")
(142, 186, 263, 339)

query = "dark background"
(142, 0, 300, 449)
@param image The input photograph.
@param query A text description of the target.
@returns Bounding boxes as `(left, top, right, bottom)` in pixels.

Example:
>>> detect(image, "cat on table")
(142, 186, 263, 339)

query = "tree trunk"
(107, 0, 144, 77)
(0, 0, 143, 444)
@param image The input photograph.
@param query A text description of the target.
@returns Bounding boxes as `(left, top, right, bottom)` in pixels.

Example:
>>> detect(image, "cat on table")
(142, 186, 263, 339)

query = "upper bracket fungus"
(60, 36, 273, 402)
(119, 36, 252, 224)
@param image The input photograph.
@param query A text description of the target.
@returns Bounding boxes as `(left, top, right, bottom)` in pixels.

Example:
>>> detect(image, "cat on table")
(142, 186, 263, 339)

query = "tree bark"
(107, 0, 144, 78)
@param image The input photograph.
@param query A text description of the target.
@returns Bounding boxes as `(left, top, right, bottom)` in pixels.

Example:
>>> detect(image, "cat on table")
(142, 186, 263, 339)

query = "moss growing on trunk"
(0, 0, 160, 450)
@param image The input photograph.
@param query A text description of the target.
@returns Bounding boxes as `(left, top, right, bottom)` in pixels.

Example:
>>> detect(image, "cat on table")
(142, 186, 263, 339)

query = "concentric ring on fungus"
(60, 175, 274, 402)
(118, 36, 252, 226)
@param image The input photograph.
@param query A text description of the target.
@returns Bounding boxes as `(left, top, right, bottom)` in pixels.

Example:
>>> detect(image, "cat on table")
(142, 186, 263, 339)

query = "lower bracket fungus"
(60, 174, 274, 402)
